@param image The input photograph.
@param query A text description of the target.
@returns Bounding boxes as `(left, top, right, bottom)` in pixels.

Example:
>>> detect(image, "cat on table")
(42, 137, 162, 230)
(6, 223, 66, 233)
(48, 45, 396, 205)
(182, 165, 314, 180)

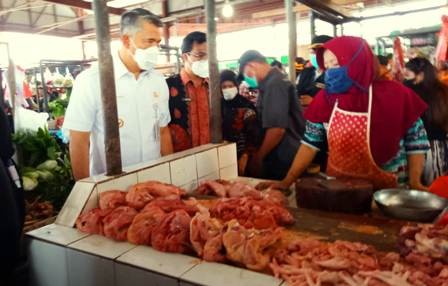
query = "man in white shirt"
(63, 8, 173, 180)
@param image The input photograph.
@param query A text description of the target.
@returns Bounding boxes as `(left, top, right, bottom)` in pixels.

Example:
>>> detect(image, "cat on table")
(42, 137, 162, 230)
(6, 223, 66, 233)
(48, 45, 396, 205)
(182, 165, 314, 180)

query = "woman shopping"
(404, 57, 448, 184)
(259, 36, 430, 191)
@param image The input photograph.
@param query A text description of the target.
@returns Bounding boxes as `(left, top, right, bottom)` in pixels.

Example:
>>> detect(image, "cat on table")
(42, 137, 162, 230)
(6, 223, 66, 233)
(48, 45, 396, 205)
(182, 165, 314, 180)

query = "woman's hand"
(409, 182, 429, 192)
(256, 180, 291, 191)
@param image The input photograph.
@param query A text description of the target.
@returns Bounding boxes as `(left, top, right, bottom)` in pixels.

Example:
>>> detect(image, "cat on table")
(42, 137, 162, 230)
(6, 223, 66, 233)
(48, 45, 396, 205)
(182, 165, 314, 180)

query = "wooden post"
(92, 0, 122, 176)
(162, 0, 170, 62)
(310, 11, 316, 41)
(285, 0, 297, 82)
(205, 0, 222, 144)
(5, 42, 17, 115)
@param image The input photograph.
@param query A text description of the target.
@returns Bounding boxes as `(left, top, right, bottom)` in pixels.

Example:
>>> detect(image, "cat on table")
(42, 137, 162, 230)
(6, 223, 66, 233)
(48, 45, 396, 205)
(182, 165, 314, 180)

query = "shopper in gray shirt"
(239, 50, 305, 179)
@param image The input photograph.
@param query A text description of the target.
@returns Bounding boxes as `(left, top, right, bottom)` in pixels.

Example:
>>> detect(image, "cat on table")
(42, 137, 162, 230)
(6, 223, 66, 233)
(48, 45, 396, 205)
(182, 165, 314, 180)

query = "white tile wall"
(82, 187, 99, 213)
(198, 172, 220, 185)
(220, 164, 238, 180)
(181, 262, 282, 286)
(27, 238, 68, 286)
(137, 163, 171, 184)
(170, 155, 197, 187)
(115, 262, 179, 286)
(26, 224, 88, 246)
(67, 248, 115, 286)
(195, 149, 219, 178)
(117, 246, 199, 279)
(55, 182, 96, 227)
(181, 180, 198, 193)
(68, 235, 136, 259)
(217, 143, 237, 168)
(96, 173, 138, 193)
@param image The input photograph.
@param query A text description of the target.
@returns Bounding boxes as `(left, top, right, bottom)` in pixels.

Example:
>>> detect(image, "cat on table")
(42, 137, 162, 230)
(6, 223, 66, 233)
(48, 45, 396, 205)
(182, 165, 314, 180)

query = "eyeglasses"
(187, 52, 208, 60)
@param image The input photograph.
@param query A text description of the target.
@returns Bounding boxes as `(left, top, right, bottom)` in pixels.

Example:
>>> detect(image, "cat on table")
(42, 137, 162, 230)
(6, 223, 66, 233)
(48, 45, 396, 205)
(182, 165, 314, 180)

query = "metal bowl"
(374, 189, 448, 222)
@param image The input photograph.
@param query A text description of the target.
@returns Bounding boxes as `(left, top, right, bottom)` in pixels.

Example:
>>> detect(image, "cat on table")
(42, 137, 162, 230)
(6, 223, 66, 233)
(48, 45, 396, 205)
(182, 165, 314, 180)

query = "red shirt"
(167, 70, 210, 152)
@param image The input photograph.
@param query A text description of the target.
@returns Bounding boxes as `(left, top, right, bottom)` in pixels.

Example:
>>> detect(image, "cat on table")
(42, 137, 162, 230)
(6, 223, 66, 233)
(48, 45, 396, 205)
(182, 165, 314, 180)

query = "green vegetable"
(37, 160, 58, 171)
(13, 127, 74, 209)
(23, 176, 39, 191)
(24, 170, 39, 180)
(35, 170, 54, 181)
(48, 98, 69, 118)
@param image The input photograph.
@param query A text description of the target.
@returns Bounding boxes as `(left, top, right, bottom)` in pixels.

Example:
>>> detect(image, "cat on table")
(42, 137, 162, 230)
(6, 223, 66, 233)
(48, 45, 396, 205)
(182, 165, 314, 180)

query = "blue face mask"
(310, 54, 319, 69)
(244, 75, 258, 88)
(324, 43, 365, 94)
(325, 66, 353, 94)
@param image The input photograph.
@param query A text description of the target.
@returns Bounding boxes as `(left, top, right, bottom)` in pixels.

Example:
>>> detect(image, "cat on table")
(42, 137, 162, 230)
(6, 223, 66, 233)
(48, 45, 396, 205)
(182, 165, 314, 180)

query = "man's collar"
(180, 69, 208, 87)
(113, 50, 131, 79)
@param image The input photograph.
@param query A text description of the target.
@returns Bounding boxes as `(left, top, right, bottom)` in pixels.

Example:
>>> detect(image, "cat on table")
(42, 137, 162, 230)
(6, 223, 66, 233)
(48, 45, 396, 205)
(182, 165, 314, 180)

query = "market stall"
(26, 141, 448, 286)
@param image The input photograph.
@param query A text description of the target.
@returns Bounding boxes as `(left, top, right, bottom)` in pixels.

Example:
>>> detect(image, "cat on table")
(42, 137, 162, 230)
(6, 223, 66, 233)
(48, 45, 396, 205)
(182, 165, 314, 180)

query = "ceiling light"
(222, 1, 234, 18)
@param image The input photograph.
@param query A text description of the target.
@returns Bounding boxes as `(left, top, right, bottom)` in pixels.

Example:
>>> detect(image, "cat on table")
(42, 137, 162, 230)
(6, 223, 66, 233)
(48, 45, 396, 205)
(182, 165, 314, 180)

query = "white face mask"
(191, 60, 209, 78)
(222, 87, 238, 101)
(134, 46, 159, 71)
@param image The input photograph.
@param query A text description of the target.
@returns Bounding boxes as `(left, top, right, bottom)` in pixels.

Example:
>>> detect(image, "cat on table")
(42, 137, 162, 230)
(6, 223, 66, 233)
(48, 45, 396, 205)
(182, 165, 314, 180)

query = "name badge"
(118, 118, 124, 128)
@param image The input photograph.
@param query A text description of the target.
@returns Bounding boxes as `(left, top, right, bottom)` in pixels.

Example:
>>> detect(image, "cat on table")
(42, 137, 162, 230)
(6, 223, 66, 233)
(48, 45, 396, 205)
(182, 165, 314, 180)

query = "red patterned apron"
(326, 86, 397, 189)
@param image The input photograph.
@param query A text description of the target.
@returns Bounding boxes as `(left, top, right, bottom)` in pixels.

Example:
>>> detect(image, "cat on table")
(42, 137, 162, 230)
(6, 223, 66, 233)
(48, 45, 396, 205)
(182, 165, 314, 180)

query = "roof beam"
(72, 7, 85, 35)
(42, 0, 125, 16)
(296, 0, 357, 24)
(0, 22, 80, 36)
(32, 5, 48, 25)
(27, 0, 33, 26)
(1, 0, 19, 23)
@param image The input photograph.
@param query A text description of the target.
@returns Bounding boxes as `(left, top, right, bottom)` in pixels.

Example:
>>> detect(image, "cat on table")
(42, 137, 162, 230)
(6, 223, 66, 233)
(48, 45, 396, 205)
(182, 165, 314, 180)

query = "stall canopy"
(0, 0, 431, 40)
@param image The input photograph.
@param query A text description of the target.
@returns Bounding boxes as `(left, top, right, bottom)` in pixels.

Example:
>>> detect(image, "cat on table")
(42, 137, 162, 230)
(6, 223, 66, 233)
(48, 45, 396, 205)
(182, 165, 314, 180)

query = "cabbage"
(23, 176, 38, 191)
(36, 170, 54, 181)
(24, 170, 39, 180)
(37, 160, 58, 171)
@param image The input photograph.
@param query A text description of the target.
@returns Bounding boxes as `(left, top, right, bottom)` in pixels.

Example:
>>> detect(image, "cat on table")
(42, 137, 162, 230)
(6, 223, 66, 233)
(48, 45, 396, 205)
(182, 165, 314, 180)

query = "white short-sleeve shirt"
(63, 51, 171, 176)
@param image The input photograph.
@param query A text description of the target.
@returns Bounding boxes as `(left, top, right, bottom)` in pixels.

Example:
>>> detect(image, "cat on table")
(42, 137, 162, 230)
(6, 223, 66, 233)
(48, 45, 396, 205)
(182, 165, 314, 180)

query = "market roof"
(0, 0, 434, 38)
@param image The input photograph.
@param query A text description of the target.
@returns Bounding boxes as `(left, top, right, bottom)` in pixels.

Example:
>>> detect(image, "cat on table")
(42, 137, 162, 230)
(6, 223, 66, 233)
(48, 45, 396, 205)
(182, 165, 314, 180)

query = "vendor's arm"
(69, 131, 90, 180)
(160, 126, 173, 155)
(257, 121, 324, 189)
(404, 118, 430, 190)
(62, 71, 96, 181)
(256, 127, 285, 160)
(408, 154, 427, 191)
(159, 76, 173, 156)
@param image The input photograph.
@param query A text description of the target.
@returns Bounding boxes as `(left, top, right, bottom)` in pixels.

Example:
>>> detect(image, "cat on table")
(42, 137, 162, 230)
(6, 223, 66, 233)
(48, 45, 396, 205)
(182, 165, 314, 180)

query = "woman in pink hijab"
(260, 36, 429, 191)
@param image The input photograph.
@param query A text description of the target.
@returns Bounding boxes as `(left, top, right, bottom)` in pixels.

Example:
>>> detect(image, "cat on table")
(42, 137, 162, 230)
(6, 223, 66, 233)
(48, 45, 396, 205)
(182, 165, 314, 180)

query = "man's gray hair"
(120, 8, 162, 35)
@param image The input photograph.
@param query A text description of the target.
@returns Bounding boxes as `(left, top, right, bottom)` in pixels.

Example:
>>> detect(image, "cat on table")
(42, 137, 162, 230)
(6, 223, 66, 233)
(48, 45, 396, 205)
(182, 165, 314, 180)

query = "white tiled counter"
(26, 143, 285, 286)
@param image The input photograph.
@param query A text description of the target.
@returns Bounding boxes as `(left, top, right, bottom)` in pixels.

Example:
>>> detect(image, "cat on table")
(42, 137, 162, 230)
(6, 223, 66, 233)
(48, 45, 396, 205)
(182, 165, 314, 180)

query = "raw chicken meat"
(190, 211, 225, 262)
(151, 209, 191, 253)
(143, 198, 199, 216)
(127, 206, 165, 245)
(226, 182, 263, 199)
(211, 197, 294, 229)
(131, 181, 186, 198)
(269, 234, 448, 286)
(125, 187, 154, 210)
(99, 190, 127, 210)
(399, 224, 448, 262)
(222, 220, 282, 271)
(196, 180, 230, 197)
(126, 181, 186, 209)
(103, 206, 138, 241)
(76, 208, 112, 235)
(262, 189, 288, 206)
